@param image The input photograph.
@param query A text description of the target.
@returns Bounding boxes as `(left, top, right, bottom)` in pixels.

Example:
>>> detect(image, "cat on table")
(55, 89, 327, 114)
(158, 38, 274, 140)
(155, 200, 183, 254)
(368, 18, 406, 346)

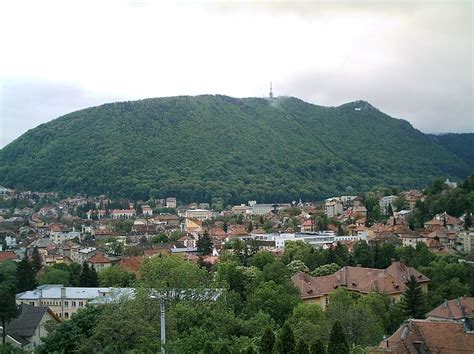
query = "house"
(71, 247, 96, 264)
(151, 214, 180, 226)
(88, 252, 113, 272)
(0, 251, 18, 262)
(166, 197, 177, 209)
(300, 219, 315, 232)
(185, 218, 203, 233)
(249, 204, 274, 216)
(4, 304, 61, 351)
(426, 297, 474, 321)
(400, 233, 427, 248)
(292, 261, 429, 310)
(16, 285, 123, 319)
(373, 319, 474, 353)
(142, 205, 153, 216)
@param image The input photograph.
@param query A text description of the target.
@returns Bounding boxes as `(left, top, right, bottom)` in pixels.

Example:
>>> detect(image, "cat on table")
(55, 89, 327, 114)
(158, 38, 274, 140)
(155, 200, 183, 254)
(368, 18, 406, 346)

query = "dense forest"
(431, 133, 474, 168)
(0, 95, 472, 203)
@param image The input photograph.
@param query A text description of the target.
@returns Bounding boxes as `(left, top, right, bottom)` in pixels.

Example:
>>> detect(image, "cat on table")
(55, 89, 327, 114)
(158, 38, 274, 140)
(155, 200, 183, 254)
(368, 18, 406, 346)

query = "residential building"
(166, 197, 177, 209)
(111, 209, 136, 219)
(459, 228, 474, 253)
(292, 261, 429, 310)
(0, 251, 18, 262)
(4, 304, 61, 351)
(401, 233, 427, 248)
(71, 247, 96, 264)
(185, 209, 212, 221)
(426, 297, 474, 321)
(142, 205, 153, 216)
(249, 204, 274, 216)
(50, 230, 81, 244)
(88, 252, 113, 272)
(374, 319, 474, 353)
(379, 195, 398, 214)
(325, 199, 343, 218)
(185, 218, 203, 233)
(16, 285, 121, 319)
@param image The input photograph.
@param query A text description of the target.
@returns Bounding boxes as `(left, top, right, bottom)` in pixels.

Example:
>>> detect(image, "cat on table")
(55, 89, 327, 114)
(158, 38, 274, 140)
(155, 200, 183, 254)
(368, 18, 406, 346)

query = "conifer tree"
(309, 339, 326, 354)
(79, 262, 91, 287)
(260, 327, 275, 354)
(275, 322, 295, 354)
(247, 221, 253, 233)
(89, 265, 99, 287)
(401, 275, 427, 319)
(295, 340, 309, 354)
(328, 321, 349, 354)
(197, 230, 213, 256)
(31, 247, 42, 272)
(222, 221, 228, 233)
(0, 282, 20, 344)
(16, 255, 36, 292)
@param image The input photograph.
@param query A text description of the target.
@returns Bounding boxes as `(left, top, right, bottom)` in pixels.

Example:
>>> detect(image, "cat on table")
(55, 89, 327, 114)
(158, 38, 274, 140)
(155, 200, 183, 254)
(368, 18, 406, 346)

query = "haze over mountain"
(0, 95, 471, 203)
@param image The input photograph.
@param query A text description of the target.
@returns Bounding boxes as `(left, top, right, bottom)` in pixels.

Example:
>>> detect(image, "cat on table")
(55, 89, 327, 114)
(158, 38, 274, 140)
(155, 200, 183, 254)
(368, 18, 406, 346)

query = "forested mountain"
(430, 133, 474, 168)
(0, 95, 472, 203)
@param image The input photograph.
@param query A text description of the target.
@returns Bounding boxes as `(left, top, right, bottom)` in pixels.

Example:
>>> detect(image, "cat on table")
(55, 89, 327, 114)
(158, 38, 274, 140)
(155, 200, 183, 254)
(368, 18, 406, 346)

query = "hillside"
(0, 95, 471, 203)
(430, 133, 474, 168)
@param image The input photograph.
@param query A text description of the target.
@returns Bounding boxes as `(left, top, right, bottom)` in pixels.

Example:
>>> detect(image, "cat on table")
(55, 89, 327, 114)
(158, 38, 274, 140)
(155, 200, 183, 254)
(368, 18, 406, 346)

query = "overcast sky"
(0, 0, 472, 148)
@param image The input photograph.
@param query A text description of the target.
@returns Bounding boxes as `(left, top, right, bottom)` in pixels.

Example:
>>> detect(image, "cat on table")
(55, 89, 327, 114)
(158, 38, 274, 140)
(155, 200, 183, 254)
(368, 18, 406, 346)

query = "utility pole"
(160, 296, 166, 354)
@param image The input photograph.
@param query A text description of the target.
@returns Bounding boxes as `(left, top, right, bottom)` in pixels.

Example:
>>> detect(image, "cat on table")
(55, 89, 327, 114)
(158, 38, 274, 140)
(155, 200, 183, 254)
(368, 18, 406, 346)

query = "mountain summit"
(0, 95, 471, 203)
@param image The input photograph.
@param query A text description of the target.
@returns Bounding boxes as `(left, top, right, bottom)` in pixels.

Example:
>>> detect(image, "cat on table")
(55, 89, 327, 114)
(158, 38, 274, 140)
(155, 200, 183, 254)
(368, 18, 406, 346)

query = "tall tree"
(16, 256, 36, 292)
(79, 262, 91, 287)
(197, 231, 213, 256)
(275, 322, 295, 354)
(328, 321, 349, 354)
(0, 281, 19, 344)
(401, 275, 427, 319)
(260, 327, 275, 354)
(89, 265, 99, 287)
(31, 247, 42, 272)
(295, 340, 309, 354)
(309, 339, 326, 354)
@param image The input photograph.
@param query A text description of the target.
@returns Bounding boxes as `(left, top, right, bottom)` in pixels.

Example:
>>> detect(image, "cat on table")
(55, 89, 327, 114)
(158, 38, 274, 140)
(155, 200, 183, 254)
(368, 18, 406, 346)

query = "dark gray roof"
(6, 304, 48, 341)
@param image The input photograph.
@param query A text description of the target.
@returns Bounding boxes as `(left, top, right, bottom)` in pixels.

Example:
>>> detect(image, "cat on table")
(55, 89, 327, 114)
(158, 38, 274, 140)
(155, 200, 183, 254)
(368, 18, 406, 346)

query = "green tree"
(400, 275, 427, 319)
(295, 340, 309, 354)
(327, 321, 349, 354)
(16, 256, 36, 292)
(250, 252, 275, 271)
(260, 327, 275, 354)
(0, 282, 19, 344)
(275, 322, 295, 354)
(197, 231, 213, 256)
(89, 265, 99, 287)
(223, 221, 228, 233)
(31, 247, 42, 272)
(309, 339, 325, 354)
(38, 267, 71, 286)
(311, 263, 340, 277)
(99, 266, 136, 287)
(287, 260, 309, 275)
(247, 221, 253, 233)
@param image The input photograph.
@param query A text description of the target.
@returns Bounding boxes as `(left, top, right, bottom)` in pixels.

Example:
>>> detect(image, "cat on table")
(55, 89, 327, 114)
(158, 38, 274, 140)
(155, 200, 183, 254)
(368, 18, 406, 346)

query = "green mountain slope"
(0, 95, 471, 203)
(430, 133, 474, 168)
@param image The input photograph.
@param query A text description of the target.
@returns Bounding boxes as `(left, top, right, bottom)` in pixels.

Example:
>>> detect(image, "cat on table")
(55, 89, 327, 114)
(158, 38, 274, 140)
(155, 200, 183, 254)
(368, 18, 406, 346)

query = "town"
(0, 175, 473, 352)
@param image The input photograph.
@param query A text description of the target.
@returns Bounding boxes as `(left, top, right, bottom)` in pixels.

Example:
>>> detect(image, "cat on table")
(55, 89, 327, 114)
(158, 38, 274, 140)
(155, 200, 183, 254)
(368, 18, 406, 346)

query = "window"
(72, 301, 76, 307)
(29, 302, 34, 306)
(64, 301, 69, 307)
(325, 297, 329, 306)
(65, 312, 69, 318)
(79, 301, 83, 307)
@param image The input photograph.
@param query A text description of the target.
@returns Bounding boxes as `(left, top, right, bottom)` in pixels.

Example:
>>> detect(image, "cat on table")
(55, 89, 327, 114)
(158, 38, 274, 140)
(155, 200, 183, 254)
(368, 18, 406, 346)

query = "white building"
(379, 195, 398, 214)
(111, 209, 136, 219)
(325, 198, 343, 218)
(16, 285, 126, 320)
(185, 209, 213, 221)
(249, 204, 274, 216)
(142, 205, 153, 216)
(49, 231, 81, 244)
(459, 228, 474, 253)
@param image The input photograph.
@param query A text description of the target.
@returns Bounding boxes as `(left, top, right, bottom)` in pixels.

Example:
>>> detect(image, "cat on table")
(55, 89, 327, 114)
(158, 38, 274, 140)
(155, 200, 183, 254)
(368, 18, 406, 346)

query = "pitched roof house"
(292, 261, 429, 309)
(373, 319, 474, 353)
(5, 304, 61, 351)
(426, 297, 474, 321)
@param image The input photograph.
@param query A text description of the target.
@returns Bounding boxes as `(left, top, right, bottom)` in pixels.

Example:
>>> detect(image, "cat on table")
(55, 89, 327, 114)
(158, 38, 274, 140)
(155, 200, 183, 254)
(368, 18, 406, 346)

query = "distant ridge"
(0, 95, 471, 203)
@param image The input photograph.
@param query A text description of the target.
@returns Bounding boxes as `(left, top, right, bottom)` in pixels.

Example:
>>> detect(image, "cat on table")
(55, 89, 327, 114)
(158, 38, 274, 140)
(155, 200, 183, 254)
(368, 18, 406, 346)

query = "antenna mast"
(269, 81, 274, 99)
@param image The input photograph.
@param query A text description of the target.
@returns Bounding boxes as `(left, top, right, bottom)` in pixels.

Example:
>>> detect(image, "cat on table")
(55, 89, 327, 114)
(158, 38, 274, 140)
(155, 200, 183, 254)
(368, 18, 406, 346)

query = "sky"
(0, 0, 473, 148)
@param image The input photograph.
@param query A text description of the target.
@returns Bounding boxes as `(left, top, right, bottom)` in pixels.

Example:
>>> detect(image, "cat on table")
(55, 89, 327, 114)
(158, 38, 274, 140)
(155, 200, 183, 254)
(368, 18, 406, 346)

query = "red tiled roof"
(119, 256, 143, 275)
(292, 261, 429, 300)
(376, 319, 474, 353)
(427, 297, 474, 320)
(88, 252, 111, 264)
(0, 251, 17, 262)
